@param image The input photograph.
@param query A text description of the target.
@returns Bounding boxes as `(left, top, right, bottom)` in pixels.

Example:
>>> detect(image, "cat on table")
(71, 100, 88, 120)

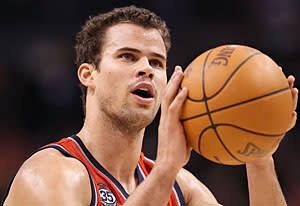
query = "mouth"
(131, 82, 155, 104)
(132, 88, 154, 98)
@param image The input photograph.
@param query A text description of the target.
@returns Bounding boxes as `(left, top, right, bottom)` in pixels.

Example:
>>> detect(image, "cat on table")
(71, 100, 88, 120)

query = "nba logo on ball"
(180, 45, 293, 165)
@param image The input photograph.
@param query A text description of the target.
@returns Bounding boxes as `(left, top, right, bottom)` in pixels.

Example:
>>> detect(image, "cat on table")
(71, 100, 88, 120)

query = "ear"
(77, 63, 97, 89)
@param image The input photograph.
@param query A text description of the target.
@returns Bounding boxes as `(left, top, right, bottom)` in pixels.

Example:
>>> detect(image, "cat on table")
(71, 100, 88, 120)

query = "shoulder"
(176, 168, 222, 206)
(4, 148, 91, 206)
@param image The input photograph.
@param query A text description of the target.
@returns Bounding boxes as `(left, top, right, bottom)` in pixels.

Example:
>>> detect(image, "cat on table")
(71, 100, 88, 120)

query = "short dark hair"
(75, 6, 171, 115)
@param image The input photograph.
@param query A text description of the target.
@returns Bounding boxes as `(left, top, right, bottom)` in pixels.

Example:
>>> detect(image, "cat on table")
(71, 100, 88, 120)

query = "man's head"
(75, 6, 171, 115)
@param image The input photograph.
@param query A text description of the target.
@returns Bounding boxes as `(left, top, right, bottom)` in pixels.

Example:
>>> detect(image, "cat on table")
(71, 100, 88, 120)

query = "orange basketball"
(180, 45, 293, 165)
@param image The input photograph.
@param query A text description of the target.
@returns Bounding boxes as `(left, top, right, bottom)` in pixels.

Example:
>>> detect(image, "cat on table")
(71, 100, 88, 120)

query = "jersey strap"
(39, 144, 98, 206)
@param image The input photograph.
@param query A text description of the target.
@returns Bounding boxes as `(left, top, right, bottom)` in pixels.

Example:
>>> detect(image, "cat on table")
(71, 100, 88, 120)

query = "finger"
(168, 66, 182, 84)
(163, 66, 182, 98)
(291, 87, 298, 111)
(287, 111, 297, 131)
(162, 66, 184, 108)
(287, 75, 295, 89)
(168, 87, 188, 117)
(161, 66, 181, 112)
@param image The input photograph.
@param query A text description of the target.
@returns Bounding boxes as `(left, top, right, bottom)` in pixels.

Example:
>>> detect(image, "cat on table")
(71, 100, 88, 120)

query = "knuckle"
(168, 105, 175, 112)
(163, 93, 170, 101)
(168, 104, 177, 113)
(177, 92, 187, 102)
(178, 92, 185, 99)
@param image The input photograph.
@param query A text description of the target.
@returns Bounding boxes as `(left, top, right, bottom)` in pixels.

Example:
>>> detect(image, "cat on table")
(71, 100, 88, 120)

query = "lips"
(131, 82, 155, 101)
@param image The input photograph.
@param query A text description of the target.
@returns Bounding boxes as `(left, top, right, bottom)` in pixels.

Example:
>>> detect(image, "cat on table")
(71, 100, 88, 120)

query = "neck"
(77, 110, 145, 193)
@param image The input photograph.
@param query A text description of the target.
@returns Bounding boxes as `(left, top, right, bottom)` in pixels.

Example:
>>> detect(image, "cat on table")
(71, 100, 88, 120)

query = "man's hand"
(286, 75, 298, 131)
(156, 65, 191, 173)
(245, 74, 297, 206)
(123, 66, 192, 206)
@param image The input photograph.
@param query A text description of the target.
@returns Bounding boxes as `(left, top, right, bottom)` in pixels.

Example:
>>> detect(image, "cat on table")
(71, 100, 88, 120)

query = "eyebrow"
(116, 47, 166, 61)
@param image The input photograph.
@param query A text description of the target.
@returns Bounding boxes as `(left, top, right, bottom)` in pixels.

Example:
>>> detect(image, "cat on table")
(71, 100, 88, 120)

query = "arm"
(4, 148, 91, 206)
(246, 157, 286, 206)
(246, 75, 298, 206)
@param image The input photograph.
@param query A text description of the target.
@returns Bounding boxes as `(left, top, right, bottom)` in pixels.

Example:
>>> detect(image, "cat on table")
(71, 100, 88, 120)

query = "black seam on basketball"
(186, 52, 261, 102)
(181, 87, 290, 122)
(210, 123, 284, 137)
(198, 49, 244, 164)
(197, 49, 213, 155)
(196, 123, 282, 163)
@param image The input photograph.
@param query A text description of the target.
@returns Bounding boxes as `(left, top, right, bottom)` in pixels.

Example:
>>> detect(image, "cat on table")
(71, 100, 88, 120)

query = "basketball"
(180, 45, 293, 165)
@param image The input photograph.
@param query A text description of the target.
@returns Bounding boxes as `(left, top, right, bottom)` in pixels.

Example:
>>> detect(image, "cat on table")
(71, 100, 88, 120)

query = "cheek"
(104, 75, 124, 94)
(95, 71, 119, 95)
(102, 67, 129, 86)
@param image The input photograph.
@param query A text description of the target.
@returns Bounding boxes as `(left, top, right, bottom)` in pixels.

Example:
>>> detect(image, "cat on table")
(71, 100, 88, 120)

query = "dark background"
(1, 0, 299, 205)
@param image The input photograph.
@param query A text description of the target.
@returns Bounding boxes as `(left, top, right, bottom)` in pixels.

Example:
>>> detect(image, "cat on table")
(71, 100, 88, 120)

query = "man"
(3, 6, 298, 206)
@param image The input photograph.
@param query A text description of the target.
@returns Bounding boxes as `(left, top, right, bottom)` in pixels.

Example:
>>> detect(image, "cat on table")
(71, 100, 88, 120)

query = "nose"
(135, 57, 154, 80)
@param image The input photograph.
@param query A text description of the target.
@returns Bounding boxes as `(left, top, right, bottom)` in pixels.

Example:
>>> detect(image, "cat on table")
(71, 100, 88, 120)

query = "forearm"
(123, 162, 179, 206)
(246, 156, 287, 206)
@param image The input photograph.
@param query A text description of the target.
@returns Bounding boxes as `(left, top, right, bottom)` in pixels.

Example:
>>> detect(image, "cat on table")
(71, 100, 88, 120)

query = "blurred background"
(0, 0, 299, 205)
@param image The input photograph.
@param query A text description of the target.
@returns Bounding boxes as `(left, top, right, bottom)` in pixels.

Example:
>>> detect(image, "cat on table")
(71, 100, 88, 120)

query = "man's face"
(93, 23, 167, 131)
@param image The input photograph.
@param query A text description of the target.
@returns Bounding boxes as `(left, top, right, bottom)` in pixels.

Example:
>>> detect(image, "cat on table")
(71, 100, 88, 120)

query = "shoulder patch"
(97, 183, 117, 206)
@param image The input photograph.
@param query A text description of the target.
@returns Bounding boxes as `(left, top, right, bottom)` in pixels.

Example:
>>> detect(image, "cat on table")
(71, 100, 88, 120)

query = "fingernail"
(182, 87, 188, 93)
(178, 71, 183, 77)
(175, 66, 182, 71)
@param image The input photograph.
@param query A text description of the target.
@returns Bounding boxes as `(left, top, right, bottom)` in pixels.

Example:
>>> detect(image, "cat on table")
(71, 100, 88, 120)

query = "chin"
(119, 102, 159, 130)
(125, 110, 155, 130)
(135, 112, 155, 127)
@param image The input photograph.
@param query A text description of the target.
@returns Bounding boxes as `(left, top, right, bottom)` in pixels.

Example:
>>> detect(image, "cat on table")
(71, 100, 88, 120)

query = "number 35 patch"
(98, 183, 117, 206)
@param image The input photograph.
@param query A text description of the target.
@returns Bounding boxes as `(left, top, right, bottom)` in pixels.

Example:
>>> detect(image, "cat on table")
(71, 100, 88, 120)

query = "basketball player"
(3, 6, 298, 206)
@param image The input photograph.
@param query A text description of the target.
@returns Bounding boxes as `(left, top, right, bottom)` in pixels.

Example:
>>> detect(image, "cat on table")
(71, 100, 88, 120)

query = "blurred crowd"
(0, 0, 299, 205)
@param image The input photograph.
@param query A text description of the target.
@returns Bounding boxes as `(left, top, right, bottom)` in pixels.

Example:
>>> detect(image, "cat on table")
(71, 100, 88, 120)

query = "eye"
(119, 53, 136, 61)
(150, 59, 164, 69)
